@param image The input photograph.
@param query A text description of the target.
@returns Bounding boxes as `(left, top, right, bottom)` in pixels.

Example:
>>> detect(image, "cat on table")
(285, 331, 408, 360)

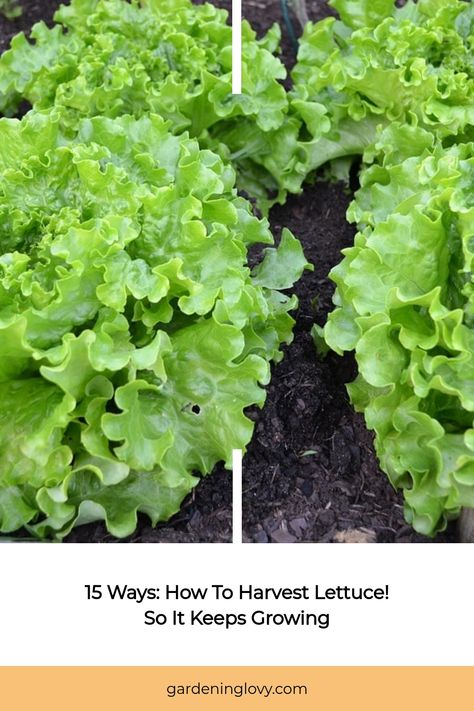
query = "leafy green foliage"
(290, 0, 474, 186)
(211, 0, 474, 206)
(323, 126, 474, 535)
(305, 0, 474, 535)
(10, 0, 474, 540)
(0, 0, 288, 205)
(0, 0, 21, 20)
(0, 110, 311, 539)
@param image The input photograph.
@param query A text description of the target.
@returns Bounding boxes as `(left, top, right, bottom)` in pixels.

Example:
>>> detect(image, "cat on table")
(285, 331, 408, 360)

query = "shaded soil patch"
(0, 0, 58, 53)
(244, 182, 455, 543)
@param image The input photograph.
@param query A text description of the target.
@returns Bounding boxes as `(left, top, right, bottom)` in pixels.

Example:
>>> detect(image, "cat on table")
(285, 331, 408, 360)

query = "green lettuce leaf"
(0, 110, 311, 539)
(288, 0, 474, 191)
(324, 126, 474, 535)
(0, 0, 290, 207)
(329, 0, 394, 29)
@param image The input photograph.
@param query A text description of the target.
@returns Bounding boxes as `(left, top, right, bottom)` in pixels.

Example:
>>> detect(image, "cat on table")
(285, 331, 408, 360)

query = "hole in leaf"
(191, 404, 201, 415)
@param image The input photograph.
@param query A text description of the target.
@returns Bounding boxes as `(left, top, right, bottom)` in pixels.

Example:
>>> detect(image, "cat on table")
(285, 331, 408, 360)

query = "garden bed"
(0, 0, 457, 543)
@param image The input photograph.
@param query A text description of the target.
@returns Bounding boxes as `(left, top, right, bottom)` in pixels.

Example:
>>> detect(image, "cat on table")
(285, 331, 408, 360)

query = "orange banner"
(1, 667, 472, 710)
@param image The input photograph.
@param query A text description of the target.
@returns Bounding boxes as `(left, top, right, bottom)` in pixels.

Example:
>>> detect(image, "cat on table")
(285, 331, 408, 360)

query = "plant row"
(0, 0, 473, 537)
(0, 0, 311, 538)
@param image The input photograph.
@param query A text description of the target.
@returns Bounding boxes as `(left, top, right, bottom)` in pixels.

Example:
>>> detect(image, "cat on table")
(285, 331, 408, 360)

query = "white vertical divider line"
(232, 1, 242, 538)
(232, 449, 243, 544)
(232, 0, 242, 94)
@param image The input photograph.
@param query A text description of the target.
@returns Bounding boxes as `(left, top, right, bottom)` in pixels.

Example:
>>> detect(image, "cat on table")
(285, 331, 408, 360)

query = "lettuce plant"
(322, 125, 474, 535)
(288, 0, 474, 187)
(211, 0, 474, 206)
(0, 0, 289, 204)
(293, 0, 474, 536)
(0, 110, 310, 539)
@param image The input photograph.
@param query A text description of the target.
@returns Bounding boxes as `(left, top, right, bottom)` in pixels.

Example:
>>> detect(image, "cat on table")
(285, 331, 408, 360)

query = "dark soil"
(0, 0, 457, 543)
(244, 183, 455, 544)
(0, 0, 58, 52)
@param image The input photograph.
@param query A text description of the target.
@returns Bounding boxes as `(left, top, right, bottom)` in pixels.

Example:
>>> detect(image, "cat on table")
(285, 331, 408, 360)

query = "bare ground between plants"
(0, 0, 457, 543)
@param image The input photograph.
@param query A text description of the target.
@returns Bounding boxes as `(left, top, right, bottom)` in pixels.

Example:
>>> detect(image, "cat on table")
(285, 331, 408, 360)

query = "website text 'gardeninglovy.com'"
(165, 680, 309, 699)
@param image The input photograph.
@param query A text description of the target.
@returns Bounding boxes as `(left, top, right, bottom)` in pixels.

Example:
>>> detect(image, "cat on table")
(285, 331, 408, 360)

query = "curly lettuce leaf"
(0, 0, 290, 206)
(323, 126, 474, 535)
(289, 0, 474, 191)
(329, 0, 394, 29)
(0, 111, 311, 539)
